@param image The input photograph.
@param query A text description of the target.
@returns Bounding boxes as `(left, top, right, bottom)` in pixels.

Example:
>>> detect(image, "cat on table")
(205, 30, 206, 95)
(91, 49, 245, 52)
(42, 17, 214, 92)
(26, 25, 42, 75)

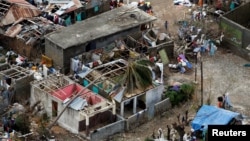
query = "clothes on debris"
(41, 12, 66, 26)
(168, 54, 192, 73)
(173, 0, 192, 7)
(65, 16, 72, 26)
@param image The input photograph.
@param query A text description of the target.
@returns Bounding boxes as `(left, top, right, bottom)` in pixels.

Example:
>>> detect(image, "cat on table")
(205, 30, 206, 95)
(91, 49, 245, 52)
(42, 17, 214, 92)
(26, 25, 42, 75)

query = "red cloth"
(93, 61, 99, 67)
(110, 0, 117, 7)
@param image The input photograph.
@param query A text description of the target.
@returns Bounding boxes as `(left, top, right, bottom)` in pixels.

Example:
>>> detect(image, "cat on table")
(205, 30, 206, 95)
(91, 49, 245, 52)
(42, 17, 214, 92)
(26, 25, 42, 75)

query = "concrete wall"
(154, 98, 172, 116)
(126, 109, 148, 130)
(0, 36, 38, 59)
(30, 86, 53, 117)
(220, 16, 250, 61)
(30, 84, 80, 133)
(126, 98, 172, 131)
(224, 2, 250, 25)
(87, 98, 172, 140)
(45, 26, 141, 74)
(58, 107, 81, 134)
(146, 85, 165, 119)
(220, 2, 250, 61)
(14, 75, 34, 103)
(45, 39, 64, 71)
(90, 119, 125, 141)
(63, 43, 88, 73)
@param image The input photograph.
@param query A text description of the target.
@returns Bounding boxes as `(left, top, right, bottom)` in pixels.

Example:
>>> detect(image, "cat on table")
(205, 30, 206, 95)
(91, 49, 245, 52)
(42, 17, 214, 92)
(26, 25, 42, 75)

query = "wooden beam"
(0, 3, 10, 7)
(0, 7, 8, 11)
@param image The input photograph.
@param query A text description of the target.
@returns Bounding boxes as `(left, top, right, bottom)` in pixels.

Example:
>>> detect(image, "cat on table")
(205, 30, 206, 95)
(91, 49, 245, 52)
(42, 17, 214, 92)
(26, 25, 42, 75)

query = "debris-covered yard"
(0, 0, 250, 141)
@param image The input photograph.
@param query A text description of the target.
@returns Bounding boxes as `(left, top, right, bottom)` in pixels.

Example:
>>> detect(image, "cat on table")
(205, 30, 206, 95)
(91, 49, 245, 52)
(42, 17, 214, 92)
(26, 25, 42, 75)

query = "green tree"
(119, 59, 154, 94)
(165, 83, 195, 106)
(15, 113, 31, 134)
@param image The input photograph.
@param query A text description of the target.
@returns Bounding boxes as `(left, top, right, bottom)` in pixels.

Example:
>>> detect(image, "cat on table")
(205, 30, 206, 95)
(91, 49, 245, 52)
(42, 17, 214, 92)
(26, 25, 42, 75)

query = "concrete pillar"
(112, 99, 116, 115)
(86, 116, 89, 136)
(120, 101, 124, 117)
(133, 97, 137, 114)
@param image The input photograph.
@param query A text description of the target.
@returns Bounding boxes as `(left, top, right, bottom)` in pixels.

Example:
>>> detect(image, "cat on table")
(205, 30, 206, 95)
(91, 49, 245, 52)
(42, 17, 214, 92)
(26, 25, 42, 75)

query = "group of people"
(110, 0, 153, 15)
(109, 0, 124, 10)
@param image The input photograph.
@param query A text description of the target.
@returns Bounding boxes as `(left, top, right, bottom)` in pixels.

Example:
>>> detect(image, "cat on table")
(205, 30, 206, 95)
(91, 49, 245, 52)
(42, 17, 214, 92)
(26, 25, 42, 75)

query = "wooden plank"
(0, 7, 8, 11)
(0, 2, 10, 7)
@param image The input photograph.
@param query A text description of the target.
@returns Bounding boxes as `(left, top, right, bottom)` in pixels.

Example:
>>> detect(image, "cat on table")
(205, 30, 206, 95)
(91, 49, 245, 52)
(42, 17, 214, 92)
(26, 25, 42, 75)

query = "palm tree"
(118, 58, 154, 94)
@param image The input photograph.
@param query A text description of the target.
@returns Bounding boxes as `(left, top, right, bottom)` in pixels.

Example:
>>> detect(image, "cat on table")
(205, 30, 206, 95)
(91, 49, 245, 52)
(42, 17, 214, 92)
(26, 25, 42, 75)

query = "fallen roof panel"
(5, 23, 22, 37)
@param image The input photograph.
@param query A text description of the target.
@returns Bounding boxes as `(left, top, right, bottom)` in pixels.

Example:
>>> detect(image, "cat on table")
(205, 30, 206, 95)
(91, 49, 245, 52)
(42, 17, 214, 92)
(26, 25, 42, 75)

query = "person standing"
(110, 0, 117, 10)
(167, 124, 171, 140)
(217, 96, 223, 108)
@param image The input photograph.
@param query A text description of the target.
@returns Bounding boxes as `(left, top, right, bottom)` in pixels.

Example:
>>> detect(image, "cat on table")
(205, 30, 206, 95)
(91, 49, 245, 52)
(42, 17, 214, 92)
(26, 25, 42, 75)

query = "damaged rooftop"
(45, 4, 157, 49)
(0, 0, 41, 26)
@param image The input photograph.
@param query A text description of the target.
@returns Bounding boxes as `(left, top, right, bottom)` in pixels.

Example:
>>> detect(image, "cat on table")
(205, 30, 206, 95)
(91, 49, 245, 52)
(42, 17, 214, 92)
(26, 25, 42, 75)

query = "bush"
(15, 113, 31, 134)
(180, 83, 195, 99)
(165, 83, 195, 106)
(37, 113, 50, 138)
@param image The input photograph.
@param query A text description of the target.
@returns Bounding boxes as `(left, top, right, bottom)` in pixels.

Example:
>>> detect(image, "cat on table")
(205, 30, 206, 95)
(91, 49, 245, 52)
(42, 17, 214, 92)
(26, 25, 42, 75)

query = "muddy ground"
(45, 1, 250, 141)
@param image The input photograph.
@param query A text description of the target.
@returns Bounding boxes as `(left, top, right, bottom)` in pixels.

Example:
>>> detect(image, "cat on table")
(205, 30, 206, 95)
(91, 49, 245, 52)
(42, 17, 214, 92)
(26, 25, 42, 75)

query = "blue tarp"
(191, 105, 241, 131)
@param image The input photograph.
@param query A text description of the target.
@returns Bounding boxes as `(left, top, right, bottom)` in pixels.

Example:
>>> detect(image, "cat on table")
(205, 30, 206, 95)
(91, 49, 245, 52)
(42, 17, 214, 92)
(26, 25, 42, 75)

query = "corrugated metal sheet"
(11, 4, 41, 19)
(49, 0, 82, 7)
(69, 97, 88, 110)
(54, 0, 83, 15)
(0, 0, 41, 26)
(5, 23, 22, 37)
(113, 87, 125, 103)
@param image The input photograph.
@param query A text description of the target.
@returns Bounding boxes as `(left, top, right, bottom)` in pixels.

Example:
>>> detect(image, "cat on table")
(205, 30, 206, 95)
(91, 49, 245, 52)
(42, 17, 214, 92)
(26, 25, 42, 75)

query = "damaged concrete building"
(78, 59, 165, 119)
(44, 4, 157, 74)
(0, 64, 34, 103)
(42, 0, 84, 26)
(0, 0, 63, 59)
(30, 73, 116, 136)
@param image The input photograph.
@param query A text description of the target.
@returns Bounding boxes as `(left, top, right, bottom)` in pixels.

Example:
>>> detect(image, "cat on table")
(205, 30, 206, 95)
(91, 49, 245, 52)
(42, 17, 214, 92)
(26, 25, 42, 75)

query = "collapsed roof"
(44, 0, 83, 16)
(4, 17, 64, 45)
(0, 0, 41, 26)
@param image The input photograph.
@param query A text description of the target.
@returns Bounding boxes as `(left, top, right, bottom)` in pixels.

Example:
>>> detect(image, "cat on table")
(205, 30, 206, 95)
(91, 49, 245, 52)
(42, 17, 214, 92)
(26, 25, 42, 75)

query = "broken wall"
(30, 84, 53, 116)
(90, 118, 125, 141)
(220, 16, 250, 61)
(145, 85, 164, 119)
(14, 74, 34, 103)
(57, 106, 81, 134)
(0, 66, 34, 104)
(0, 36, 37, 59)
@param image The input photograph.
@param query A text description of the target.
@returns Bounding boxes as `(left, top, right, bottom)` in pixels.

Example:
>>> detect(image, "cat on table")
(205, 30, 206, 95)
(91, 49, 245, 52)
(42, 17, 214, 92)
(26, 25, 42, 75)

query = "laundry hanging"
(65, 16, 72, 26)
(76, 12, 82, 21)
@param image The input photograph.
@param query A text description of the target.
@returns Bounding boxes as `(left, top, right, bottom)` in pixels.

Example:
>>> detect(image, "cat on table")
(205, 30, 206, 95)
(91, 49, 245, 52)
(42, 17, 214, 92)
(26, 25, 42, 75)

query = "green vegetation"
(144, 137, 154, 141)
(15, 113, 31, 134)
(37, 113, 50, 138)
(165, 83, 195, 106)
(118, 59, 154, 94)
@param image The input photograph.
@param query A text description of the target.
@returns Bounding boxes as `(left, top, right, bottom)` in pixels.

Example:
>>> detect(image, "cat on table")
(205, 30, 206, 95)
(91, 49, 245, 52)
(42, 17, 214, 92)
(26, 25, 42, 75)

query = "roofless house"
(44, 5, 157, 74)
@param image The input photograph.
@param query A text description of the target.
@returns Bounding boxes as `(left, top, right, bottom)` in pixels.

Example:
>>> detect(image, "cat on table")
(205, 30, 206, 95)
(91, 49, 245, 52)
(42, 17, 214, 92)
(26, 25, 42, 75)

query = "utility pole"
(193, 51, 198, 83)
(200, 60, 203, 106)
(195, 53, 197, 83)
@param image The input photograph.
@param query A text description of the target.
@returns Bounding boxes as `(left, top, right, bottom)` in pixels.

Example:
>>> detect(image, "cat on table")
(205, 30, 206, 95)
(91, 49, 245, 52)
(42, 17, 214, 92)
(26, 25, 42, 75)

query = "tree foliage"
(165, 83, 195, 106)
(119, 59, 154, 94)
(15, 113, 31, 134)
